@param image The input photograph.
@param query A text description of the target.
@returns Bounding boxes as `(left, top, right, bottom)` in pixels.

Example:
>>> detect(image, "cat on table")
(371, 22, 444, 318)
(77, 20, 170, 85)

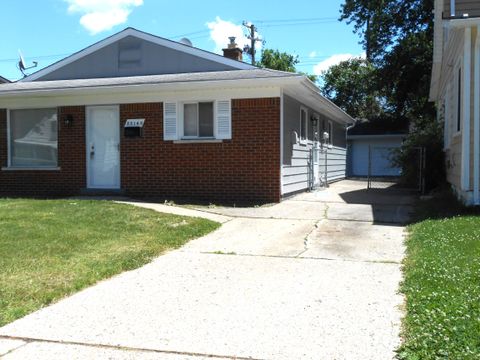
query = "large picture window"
(183, 102, 214, 138)
(9, 108, 58, 167)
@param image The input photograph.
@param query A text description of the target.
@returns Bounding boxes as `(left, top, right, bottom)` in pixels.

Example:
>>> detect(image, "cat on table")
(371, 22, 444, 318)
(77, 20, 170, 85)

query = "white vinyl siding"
(8, 108, 58, 168)
(281, 142, 347, 194)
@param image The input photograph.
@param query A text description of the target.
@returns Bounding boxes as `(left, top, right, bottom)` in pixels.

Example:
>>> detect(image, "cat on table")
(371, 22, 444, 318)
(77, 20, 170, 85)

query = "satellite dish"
(179, 38, 193, 47)
(17, 50, 38, 77)
(18, 50, 26, 71)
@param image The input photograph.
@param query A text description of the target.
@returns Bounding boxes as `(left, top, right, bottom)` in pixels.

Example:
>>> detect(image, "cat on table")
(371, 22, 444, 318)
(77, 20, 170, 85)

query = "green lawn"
(398, 195, 480, 359)
(0, 199, 219, 326)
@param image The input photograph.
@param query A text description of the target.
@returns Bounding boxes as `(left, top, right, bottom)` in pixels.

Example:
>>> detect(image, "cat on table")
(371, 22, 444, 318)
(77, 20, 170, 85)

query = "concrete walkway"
(0, 180, 414, 359)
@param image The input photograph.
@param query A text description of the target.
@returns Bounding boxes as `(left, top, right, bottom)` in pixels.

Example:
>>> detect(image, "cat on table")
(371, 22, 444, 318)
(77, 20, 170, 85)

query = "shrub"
(392, 120, 445, 191)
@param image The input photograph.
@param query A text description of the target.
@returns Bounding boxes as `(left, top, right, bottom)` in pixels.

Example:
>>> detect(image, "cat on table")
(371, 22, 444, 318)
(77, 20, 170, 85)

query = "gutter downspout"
(474, 25, 480, 205)
(345, 121, 357, 179)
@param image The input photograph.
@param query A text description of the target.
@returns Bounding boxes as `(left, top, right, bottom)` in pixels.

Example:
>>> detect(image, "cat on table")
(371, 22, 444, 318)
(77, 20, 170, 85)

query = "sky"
(0, 0, 365, 82)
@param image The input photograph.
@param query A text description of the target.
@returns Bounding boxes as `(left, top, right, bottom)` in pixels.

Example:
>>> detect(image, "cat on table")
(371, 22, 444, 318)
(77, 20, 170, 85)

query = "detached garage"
(346, 119, 408, 178)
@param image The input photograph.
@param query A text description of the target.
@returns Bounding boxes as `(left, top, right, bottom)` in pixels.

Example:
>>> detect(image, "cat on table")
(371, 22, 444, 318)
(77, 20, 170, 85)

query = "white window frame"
(4, 107, 60, 170)
(444, 87, 451, 149)
(180, 100, 216, 140)
(328, 120, 333, 145)
(454, 60, 462, 136)
(299, 106, 308, 141)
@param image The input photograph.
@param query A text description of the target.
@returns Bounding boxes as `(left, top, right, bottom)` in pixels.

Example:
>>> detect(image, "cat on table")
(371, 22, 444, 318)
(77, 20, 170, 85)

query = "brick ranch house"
(0, 28, 353, 203)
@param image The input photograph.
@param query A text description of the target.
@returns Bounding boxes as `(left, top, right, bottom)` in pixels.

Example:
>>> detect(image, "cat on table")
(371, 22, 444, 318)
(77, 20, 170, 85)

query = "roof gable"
(21, 28, 254, 82)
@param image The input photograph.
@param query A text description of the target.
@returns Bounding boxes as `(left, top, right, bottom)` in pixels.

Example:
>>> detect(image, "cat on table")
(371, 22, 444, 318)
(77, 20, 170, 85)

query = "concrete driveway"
(0, 180, 414, 359)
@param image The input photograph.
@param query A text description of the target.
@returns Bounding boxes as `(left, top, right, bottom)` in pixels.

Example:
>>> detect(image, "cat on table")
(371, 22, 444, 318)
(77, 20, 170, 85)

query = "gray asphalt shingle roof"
(0, 69, 301, 93)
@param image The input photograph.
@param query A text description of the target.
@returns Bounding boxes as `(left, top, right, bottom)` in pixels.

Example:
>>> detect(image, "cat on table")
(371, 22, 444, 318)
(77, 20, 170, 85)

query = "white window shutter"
(216, 100, 231, 139)
(163, 102, 178, 140)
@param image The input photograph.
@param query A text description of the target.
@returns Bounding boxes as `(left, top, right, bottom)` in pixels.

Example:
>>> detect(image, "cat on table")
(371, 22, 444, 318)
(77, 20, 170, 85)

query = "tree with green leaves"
(320, 57, 382, 120)
(259, 48, 317, 82)
(321, 0, 443, 189)
(339, 0, 435, 123)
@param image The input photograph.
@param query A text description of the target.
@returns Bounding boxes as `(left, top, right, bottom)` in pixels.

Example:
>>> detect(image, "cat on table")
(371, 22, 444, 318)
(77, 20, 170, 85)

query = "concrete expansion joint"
(202, 251, 402, 264)
(0, 339, 29, 357)
(0, 335, 263, 360)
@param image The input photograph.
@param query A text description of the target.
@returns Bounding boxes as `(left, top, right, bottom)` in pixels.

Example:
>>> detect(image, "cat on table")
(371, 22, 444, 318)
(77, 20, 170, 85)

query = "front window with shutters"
(163, 99, 231, 141)
(183, 102, 214, 138)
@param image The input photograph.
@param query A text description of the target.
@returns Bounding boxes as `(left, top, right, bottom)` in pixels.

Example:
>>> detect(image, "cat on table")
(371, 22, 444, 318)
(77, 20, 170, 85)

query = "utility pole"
(242, 21, 262, 66)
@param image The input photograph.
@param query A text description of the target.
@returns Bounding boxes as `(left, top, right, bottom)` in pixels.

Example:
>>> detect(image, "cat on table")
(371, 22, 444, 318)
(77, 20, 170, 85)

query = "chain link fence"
(367, 145, 426, 193)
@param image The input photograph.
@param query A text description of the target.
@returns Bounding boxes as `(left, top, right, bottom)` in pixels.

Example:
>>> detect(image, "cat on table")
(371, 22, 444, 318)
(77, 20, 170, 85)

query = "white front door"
(86, 106, 120, 189)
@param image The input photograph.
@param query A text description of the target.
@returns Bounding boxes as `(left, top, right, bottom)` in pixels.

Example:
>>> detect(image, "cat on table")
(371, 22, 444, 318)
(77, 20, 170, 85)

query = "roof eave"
(0, 75, 300, 99)
(299, 77, 355, 125)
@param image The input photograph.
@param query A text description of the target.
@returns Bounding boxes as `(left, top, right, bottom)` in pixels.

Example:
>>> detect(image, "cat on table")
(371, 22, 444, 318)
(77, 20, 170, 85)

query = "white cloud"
(206, 17, 262, 54)
(64, 0, 143, 35)
(313, 53, 365, 75)
(309, 51, 317, 58)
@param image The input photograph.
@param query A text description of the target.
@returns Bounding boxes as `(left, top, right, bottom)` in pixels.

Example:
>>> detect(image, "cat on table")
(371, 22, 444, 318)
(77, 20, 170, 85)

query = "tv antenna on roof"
(17, 50, 38, 77)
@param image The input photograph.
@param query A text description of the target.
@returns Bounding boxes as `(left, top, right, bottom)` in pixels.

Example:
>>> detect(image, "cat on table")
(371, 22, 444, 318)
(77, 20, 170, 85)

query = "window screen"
(184, 103, 198, 137)
(199, 102, 214, 137)
(10, 108, 58, 167)
(183, 102, 214, 138)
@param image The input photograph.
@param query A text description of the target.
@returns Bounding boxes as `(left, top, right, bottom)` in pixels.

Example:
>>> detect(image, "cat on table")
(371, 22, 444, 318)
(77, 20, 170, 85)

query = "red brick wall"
(120, 98, 281, 203)
(0, 107, 86, 196)
(0, 98, 281, 203)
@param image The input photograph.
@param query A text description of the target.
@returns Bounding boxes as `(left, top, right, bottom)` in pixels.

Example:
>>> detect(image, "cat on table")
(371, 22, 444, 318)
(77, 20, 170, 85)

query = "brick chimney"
(222, 37, 243, 62)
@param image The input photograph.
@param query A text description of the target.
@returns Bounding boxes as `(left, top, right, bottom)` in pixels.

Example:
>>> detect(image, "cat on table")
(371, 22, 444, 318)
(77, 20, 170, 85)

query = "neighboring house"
(430, 0, 480, 205)
(0, 76, 10, 84)
(0, 28, 352, 203)
(347, 119, 408, 177)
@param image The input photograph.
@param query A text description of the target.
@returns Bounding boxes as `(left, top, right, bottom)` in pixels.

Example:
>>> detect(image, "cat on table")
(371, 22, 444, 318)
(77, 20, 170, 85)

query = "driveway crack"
(296, 219, 322, 257)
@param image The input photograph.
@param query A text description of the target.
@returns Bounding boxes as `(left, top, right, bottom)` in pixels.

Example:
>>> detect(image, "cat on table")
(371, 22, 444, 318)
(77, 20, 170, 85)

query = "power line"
(252, 17, 337, 23)
(168, 29, 210, 39)
(262, 20, 338, 28)
(0, 53, 71, 63)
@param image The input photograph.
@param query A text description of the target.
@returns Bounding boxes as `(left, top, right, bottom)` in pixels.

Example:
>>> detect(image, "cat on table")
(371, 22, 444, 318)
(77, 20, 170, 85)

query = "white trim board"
(0, 87, 282, 109)
(21, 27, 255, 82)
